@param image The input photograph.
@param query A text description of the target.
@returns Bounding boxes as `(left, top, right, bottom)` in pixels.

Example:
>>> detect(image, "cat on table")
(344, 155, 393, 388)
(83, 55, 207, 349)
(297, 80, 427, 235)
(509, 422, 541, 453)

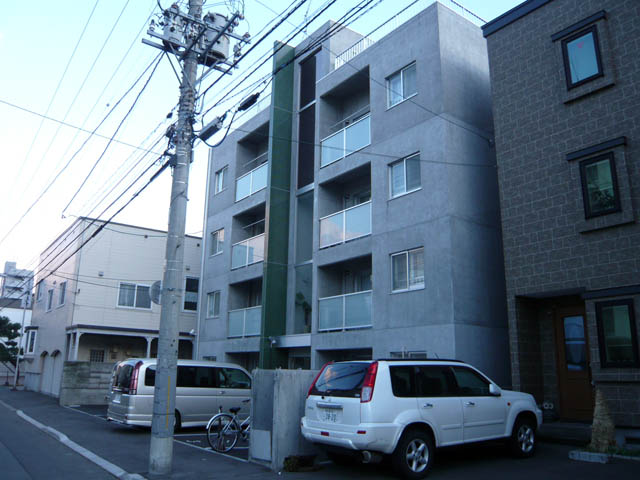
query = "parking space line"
(173, 439, 249, 463)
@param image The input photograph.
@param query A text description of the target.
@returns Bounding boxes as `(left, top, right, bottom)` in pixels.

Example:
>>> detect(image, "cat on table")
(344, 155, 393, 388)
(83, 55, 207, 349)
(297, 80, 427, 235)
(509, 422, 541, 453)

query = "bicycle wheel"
(207, 413, 239, 452)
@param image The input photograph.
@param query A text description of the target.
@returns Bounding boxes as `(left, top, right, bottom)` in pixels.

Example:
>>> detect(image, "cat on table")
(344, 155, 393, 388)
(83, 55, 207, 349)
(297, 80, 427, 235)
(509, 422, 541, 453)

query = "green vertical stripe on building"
(259, 42, 295, 369)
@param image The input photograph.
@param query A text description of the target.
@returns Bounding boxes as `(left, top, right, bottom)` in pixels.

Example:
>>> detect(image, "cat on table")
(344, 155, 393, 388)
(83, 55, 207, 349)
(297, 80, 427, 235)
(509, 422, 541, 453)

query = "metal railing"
(320, 115, 370, 167)
(235, 162, 268, 202)
(228, 306, 261, 337)
(332, 0, 485, 72)
(318, 290, 372, 331)
(231, 233, 265, 269)
(319, 201, 371, 248)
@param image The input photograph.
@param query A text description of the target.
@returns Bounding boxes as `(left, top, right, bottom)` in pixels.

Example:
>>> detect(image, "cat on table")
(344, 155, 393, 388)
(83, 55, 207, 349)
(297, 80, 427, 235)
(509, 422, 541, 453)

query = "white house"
(24, 217, 202, 397)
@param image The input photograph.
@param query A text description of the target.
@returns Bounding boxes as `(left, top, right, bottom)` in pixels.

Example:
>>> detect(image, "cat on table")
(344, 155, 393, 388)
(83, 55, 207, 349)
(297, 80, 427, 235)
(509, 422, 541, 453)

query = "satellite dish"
(150, 281, 162, 305)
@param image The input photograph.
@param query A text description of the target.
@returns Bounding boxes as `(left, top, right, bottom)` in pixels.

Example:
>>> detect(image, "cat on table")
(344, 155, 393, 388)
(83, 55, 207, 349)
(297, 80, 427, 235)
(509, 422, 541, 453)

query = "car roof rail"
(375, 358, 465, 363)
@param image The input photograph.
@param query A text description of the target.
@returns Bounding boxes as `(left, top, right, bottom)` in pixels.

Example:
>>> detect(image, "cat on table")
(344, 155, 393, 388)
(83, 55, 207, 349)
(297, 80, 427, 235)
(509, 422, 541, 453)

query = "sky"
(0, 0, 521, 282)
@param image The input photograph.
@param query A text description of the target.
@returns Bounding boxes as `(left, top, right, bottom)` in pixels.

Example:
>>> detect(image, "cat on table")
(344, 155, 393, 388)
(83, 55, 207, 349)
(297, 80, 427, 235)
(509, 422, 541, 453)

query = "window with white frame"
(215, 166, 228, 194)
(391, 248, 425, 292)
(46, 289, 54, 311)
(390, 153, 421, 198)
(184, 277, 199, 311)
(117, 283, 151, 309)
(36, 281, 42, 301)
(207, 291, 221, 317)
(26, 330, 37, 354)
(210, 228, 224, 256)
(59, 281, 67, 306)
(387, 62, 417, 108)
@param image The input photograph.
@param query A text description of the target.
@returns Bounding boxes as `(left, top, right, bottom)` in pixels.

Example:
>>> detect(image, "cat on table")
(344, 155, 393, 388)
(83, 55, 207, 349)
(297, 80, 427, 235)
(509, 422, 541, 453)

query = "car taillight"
(360, 361, 378, 403)
(307, 362, 332, 398)
(129, 361, 143, 395)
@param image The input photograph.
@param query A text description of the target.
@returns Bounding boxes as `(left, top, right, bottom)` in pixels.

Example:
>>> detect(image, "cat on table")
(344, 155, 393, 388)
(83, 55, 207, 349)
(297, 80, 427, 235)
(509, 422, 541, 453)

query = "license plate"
(112, 393, 121, 404)
(322, 410, 339, 423)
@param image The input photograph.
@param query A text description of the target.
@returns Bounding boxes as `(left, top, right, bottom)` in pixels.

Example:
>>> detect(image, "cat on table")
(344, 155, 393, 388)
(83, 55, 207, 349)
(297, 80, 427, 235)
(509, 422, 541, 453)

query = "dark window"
(310, 362, 369, 398)
(596, 300, 639, 368)
(451, 366, 490, 396)
(145, 366, 156, 386)
(390, 366, 414, 397)
(416, 366, 456, 397)
(184, 277, 199, 311)
(562, 26, 603, 89)
(218, 368, 251, 389)
(297, 104, 315, 189)
(579, 153, 621, 218)
(299, 54, 316, 107)
(113, 363, 134, 392)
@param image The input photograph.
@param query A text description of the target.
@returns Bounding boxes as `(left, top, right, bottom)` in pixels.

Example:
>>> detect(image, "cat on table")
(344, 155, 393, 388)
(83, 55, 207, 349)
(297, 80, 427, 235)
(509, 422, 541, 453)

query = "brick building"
(483, 0, 640, 428)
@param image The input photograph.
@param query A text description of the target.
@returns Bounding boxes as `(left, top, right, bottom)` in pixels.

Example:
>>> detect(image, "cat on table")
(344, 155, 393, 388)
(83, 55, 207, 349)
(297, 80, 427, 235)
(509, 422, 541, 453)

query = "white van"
(107, 358, 251, 429)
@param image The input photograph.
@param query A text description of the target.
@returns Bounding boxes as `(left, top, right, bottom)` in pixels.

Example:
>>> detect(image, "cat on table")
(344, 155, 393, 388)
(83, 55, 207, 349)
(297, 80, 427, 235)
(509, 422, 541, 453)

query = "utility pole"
(144, 1, 249, 474)
(12, 290, 29, 390)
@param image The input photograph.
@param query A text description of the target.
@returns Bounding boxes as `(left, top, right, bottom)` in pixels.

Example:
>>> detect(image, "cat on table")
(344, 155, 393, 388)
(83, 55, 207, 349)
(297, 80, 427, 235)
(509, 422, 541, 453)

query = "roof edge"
(482, 0, 553, 37)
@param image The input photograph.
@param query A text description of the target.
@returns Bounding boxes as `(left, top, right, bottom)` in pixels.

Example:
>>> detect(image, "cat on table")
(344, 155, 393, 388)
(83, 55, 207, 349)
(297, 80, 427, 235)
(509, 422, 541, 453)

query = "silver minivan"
(107, 358, 251, 429)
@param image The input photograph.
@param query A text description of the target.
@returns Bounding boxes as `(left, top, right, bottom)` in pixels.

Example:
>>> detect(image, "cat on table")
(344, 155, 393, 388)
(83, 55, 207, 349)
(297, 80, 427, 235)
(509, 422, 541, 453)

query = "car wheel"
(509, 417, 535, 458)
(392, 428, 434, 479)
(174, 410, 182, 432)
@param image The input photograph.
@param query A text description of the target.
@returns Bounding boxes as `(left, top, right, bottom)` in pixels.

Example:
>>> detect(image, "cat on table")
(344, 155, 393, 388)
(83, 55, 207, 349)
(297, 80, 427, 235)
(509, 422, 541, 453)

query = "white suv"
(301, 359, 542, 479)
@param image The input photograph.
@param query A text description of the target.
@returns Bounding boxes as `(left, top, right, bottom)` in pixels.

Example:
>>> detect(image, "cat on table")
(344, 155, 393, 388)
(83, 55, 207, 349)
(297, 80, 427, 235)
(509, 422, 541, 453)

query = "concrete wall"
(58, 361, 115, 406)
(250, 369, 319, 471)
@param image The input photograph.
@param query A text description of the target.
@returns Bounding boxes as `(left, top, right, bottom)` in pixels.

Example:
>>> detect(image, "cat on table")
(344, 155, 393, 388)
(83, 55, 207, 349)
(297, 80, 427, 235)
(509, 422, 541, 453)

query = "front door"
(554, 306, 594, 421)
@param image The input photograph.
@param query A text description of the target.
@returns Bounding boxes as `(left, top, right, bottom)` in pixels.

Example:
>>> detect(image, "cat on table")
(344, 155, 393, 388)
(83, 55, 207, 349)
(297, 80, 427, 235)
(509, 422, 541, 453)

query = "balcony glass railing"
(235, 161, 268, 202)
(320, 115, 370, 167)
(228, 306, 262, 338)
(318, 290, 372, 331)
(231, 233, 265, 269)
(319, 201, 371, 248)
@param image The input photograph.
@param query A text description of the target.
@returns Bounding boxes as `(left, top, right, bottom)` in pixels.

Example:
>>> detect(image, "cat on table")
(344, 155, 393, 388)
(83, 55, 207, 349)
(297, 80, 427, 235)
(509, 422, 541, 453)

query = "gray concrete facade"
(484, 0, 640, 427)
(199, 3, 509, 385)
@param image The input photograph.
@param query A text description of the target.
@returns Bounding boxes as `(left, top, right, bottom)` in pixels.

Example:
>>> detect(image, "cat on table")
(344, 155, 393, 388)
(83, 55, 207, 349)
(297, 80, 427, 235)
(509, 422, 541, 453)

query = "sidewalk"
(0, 386, 276, 479)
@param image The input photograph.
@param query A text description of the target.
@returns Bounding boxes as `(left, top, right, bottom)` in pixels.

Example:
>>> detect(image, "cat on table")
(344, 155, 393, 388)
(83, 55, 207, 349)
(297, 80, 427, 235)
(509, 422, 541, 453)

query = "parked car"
(301, 359, 542, 479)
(107, 358, 251, 429)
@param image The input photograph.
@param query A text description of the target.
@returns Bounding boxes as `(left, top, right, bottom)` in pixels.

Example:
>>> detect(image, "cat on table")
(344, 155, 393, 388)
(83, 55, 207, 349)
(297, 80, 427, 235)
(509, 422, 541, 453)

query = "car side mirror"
(489, 383, 502, 396)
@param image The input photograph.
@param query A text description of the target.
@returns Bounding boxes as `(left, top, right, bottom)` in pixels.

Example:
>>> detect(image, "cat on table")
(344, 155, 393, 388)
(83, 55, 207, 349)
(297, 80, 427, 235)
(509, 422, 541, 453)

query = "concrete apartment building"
(197, 2, 510, 385)
(483, 0, 640, 428)
(24, 217, 202, 398)
(1, 261, 33, 303)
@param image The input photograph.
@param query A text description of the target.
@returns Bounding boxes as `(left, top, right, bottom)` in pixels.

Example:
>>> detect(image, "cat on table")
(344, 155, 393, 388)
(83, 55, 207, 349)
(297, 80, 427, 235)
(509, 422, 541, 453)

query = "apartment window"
(596, 300, 639, 368)
(118, 283, 151, 309)
(58, 281, 67, 306)
(579, 153, 620, 218)
(46, 289, 53, 311)
(387, 62, 417, 107)
(89, 349, 105, 363)
(390, 153, 421, 198)
(391, 248, 424, 292)
(207, 291, 220, 317)
(210, 228, 224, 256)
(26, 330, 37, 354)
(36, 281, 42, 301)
(561, 26, 603, 89)
(184, 277, 199, 311)
(214, 166, 228, 194)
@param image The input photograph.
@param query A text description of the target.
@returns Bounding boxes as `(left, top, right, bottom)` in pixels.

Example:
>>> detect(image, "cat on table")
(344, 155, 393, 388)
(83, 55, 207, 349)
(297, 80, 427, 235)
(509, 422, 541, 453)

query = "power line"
(10, 0, 101, 198)
(61, 52, 165, 216)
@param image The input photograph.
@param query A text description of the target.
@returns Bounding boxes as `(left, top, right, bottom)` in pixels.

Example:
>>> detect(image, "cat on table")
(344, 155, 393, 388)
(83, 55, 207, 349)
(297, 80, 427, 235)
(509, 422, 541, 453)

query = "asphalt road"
(0, 402, 113, 479)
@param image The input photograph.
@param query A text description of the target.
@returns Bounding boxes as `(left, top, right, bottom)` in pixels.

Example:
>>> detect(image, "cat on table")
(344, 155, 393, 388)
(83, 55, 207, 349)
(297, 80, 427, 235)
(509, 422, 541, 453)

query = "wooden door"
(554, 306, 594, 421)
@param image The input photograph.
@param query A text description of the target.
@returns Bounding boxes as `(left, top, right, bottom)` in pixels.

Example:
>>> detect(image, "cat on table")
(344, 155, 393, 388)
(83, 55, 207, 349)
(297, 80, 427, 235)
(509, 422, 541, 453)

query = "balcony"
(228, 306, 261, 338)
(235, 158, 268, 202)
(319, 201, 371, 248)
(231, 233, 265, 269)
(318, 290, 372, 331)
(320, 115, 370, 168)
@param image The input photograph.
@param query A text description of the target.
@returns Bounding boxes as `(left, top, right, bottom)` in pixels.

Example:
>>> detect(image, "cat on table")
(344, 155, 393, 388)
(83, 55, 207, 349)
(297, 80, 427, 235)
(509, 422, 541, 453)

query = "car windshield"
(311, 362, 370, 398)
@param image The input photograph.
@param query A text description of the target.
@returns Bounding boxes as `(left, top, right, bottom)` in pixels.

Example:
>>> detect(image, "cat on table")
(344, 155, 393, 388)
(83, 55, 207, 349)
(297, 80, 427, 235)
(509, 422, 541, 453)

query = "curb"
(569, 449, 640, 464)
(11, 406, 146, 480)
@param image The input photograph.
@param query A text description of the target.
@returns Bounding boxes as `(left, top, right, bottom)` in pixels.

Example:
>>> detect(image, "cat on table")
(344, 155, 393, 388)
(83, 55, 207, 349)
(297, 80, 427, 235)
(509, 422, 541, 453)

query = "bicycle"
(206, 399, 250, 452)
